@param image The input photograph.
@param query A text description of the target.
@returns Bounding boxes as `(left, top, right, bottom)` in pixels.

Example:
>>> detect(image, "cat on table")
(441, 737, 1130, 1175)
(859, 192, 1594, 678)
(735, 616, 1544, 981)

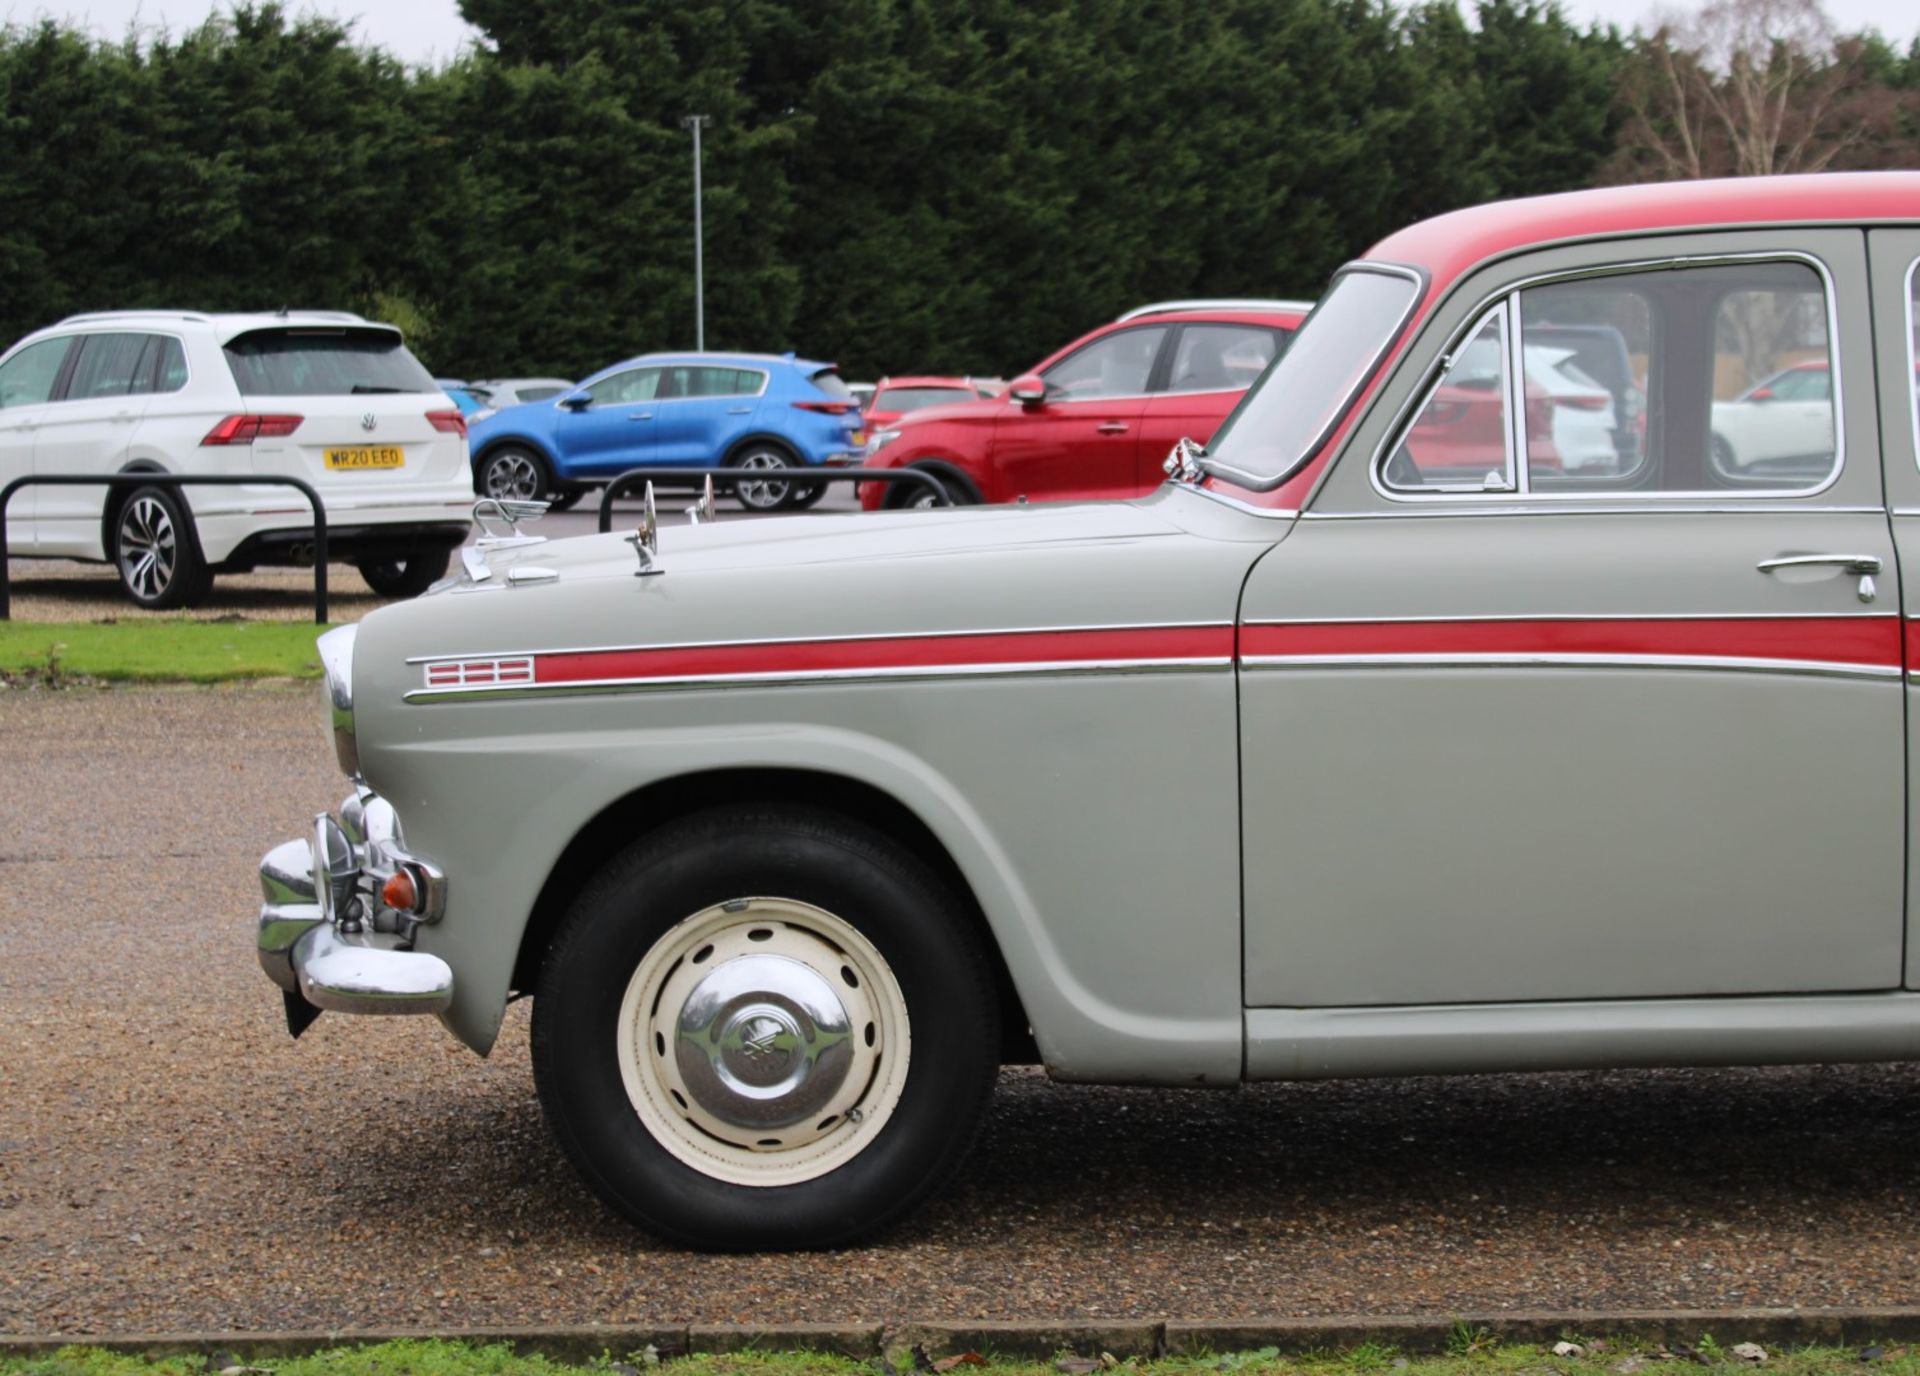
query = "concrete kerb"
(10, 1310, 1920, 1363)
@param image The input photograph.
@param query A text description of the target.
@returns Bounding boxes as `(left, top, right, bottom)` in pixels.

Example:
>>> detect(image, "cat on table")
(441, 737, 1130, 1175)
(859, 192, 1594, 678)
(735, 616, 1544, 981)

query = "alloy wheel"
(483, 451, 542, 501)
(118, 495, 178, 603)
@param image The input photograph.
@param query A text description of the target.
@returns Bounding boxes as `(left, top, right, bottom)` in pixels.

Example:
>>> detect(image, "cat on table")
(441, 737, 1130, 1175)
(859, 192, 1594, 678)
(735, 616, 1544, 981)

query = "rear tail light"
(427, 409, 469, 438)
(201, 414, 303, 446)
(792, 400, 856, 415)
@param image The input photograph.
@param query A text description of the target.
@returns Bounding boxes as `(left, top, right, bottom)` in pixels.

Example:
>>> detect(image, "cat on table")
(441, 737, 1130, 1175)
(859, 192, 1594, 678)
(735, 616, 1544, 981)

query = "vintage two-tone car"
(257, 173, 1920, 1250)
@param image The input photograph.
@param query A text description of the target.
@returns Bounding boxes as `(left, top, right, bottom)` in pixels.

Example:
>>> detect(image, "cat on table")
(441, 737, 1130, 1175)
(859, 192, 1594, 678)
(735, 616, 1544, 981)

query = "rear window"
(874, 386, 975, 413)
(224, 328, 436, 397)
(809, 369, 854, 401)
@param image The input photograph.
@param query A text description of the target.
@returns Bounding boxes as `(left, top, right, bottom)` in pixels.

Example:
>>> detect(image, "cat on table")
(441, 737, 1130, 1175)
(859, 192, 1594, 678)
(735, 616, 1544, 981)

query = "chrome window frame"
(1199, 262, 1427, 493)
(1368, 250, 1847, 505)
(1377, 300, 1517, 495)
(1906, 253, 1919, 475)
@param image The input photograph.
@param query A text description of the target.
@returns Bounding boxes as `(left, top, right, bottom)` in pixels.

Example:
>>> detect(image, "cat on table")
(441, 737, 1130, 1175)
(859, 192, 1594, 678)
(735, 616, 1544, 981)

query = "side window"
(1168, 325, 1283, 393)
(66, 333, 152, 400)
(1383, 258, 1838, 497)
(1382, 308, 1511, 491)
(678, 367, 761, 398)
(588, 368, 661, 405)
(0, 337, 73, 409)
(1042, 326, 1166, 400)
(151, 336, 189, 394)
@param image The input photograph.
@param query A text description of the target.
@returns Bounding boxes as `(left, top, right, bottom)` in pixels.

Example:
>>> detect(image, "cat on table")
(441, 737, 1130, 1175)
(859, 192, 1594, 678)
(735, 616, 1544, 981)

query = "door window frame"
(1369, 250, 1848, 505)
(1037, 323, 1170, 404)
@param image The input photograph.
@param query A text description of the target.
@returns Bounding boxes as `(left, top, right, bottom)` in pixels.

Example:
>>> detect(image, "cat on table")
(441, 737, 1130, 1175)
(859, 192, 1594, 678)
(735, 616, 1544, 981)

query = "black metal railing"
(596, 466, 950, 533)
(0, 473, 330, 623)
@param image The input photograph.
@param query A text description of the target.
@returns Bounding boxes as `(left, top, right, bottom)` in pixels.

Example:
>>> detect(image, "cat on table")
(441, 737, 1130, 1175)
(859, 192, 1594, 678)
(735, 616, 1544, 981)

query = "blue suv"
(468, 352, 864, 512)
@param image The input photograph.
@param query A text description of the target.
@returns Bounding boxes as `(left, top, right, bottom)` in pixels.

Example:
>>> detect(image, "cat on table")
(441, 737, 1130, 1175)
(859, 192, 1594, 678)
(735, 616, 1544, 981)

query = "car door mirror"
(558, 392, 593, 411)
(1008, 375, 1048, 406)
(1747, 386, 1774, 403)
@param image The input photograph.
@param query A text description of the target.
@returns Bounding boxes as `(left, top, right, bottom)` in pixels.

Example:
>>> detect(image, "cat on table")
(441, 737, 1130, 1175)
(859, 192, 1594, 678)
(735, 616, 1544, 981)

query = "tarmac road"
(5, 684, 1920, 1335)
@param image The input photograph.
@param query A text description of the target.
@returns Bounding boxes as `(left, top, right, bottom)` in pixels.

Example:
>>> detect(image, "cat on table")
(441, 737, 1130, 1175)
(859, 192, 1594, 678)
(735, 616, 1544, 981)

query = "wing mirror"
(1008, 375, 1049, 406)
(1747, 386, 1774, 403)
(558, 392, 593, 411)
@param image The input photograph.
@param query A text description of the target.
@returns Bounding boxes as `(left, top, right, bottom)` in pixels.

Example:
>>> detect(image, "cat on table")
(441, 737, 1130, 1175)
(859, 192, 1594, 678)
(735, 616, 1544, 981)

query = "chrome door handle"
(1096, 422, 1129, 434)
(1758, 552, 1883, 604)
(1757, 553, 1882, 575)
(727, 407, 753, 415)
(629, 412, 653, 421)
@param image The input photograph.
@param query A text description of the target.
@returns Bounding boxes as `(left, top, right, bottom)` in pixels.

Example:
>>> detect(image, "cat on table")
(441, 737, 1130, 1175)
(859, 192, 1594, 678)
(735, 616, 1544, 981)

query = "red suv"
(859, 300, 1310, 508)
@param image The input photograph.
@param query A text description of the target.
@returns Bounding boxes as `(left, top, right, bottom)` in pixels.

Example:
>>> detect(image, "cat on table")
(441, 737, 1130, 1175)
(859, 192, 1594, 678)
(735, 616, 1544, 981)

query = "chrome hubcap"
(735, 451, 790, 509)
(617, 897, 910, 1186)
(484, 452, 539, 500)
(118, 496, 177, 601)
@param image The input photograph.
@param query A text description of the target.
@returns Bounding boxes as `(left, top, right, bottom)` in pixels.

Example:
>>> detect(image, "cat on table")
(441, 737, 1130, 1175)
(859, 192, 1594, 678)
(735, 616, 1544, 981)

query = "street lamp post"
(681, 114, 710, 351)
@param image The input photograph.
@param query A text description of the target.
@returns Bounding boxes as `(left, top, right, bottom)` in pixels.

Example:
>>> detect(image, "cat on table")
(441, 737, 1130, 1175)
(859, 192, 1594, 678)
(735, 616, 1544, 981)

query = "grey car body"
(255, 173, 1920, 1245)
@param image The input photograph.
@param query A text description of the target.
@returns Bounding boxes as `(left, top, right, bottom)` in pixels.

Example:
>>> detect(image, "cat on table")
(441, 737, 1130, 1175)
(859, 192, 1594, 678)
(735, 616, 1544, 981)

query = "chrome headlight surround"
(862, 428, 902, 459)
(317, 624, 359, 780)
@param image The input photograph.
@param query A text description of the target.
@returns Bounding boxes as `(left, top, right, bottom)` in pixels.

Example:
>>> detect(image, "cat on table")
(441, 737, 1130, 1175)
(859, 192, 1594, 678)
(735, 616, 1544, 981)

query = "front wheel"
(357, 547, 452, 598)
(476, 446, 552, 503)
(114, 485, 211, 610)
(531, 806, 1000, 1250)
(887, 470, 974, 510)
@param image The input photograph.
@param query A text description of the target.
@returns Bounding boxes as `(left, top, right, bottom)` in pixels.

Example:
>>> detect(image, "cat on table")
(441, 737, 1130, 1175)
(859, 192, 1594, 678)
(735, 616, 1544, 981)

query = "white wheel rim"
(616, 897, 911, 1187)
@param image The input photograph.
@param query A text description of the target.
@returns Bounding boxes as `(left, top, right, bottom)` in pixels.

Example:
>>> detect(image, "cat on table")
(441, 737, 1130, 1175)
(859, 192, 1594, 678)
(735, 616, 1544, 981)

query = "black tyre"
(886, 468, 973, 510)
(545, 487, 585, 512)
(357, 547, 452, 598)
(786, 482, 827, 510)
(476, 445, 552, 502)
(727, 444, 797, 512)
(113, 485, 211, 610)
(531, 805, 1000, 1250)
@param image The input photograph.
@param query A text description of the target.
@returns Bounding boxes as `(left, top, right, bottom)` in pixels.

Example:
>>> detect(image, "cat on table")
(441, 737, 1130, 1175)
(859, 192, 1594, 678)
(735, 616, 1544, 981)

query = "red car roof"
(1367, 172, 1920, 292)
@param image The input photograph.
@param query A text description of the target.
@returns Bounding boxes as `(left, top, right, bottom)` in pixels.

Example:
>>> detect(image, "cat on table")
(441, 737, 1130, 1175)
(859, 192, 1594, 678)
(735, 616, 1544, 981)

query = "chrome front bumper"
(257, 787, 453, 1032)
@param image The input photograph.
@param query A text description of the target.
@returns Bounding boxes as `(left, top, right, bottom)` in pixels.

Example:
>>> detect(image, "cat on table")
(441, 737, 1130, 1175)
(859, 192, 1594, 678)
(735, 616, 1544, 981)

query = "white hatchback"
(0, 310, 476, 608)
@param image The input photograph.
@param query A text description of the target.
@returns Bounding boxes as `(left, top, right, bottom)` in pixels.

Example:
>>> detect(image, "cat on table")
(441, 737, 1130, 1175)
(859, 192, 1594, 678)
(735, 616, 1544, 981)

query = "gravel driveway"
(5, 684, 1920, 1336)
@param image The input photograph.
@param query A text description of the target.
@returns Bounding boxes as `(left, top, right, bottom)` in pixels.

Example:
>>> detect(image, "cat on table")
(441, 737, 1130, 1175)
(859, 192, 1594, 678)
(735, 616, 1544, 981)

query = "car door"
(0, 335, 79, 552)
(1133, 323, 1287, 493)
(32, 332, 155, 555)
(1239, 230, 1905, 1010)
(553, 366, 661, 475)
(653, 365, 764, 466)
(993, 325, 1162, 501)
(1867, 227, 1920, 989)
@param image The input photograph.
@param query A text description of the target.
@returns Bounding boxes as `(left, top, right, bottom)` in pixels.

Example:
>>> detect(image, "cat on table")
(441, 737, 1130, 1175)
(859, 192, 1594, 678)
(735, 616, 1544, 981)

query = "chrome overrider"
(257, 624, 453, 1030)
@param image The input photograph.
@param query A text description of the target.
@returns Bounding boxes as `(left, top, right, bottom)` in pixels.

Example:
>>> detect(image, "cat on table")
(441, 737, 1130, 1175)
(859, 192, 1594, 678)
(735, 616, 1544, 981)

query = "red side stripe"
(535, 626, 1235, 685)
(1240, 617, 1901, 667)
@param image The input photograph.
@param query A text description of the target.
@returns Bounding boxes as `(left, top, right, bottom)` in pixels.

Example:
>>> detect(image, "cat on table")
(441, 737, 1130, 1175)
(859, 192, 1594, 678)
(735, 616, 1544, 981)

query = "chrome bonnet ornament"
(1164, 436, 1206, 485)
(687, 473, 716, 526)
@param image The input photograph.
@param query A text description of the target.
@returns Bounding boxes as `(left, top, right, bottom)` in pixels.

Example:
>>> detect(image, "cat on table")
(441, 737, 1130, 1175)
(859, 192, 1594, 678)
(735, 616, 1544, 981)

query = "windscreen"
(224, 327, 437, 397)
(1203, 267, 1422, 489)
(874, 387, 975, 413)
(809, 369, 854, 400)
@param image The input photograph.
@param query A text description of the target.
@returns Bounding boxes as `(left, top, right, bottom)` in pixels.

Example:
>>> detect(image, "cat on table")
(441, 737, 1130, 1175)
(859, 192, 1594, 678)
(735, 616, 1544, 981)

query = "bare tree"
(1607, 0, 1914, 181)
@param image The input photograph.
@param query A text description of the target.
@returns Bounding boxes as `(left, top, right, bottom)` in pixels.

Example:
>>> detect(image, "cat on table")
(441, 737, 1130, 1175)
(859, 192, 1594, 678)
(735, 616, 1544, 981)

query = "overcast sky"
(4, 0, 1916, 66)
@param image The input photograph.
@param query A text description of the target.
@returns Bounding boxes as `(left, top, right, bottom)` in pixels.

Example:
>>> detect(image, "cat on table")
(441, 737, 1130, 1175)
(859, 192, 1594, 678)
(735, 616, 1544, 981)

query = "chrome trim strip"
(1200, 262, 1428, 493)
(1907, 253, 1919, 477)
(1117, 298, 1315, 322)
(404, 621, 1237, 666)
(1365, 250, 1848, 507)
(405, 656, 1235, 701)
(1241, 651, 1899, 680)
(1302, 503, 1884, 519)
(1244, 611, 1896, 624)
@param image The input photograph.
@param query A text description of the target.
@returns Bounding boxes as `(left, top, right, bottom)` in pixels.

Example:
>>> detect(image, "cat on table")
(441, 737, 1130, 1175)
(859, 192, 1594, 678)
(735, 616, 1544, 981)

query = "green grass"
(2, 1339, 1918, 1376)
(0, 620, 327, 684)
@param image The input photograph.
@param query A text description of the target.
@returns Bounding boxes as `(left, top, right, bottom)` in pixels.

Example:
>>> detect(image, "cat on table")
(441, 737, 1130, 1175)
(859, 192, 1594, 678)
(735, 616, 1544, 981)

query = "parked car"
(863, 376, 999, 430)
(0, 310, 472, 608)
(1710, 360, 1837, 482)
(253, 172, 1920, 1252)
(466, 352, 862, 513)
(442, 385, 492, 417)
(472, 376, 574, 410)
(859, 300, 1310, 508)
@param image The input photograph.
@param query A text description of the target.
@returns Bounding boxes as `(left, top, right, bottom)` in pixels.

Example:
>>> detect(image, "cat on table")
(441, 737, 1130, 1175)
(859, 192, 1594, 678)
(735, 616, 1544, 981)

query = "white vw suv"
(0, 310, 476, 608)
